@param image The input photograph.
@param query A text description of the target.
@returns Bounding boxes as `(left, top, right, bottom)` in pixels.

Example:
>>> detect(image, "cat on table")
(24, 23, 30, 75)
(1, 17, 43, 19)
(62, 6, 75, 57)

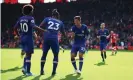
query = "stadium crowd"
(1, 0, 133, 49)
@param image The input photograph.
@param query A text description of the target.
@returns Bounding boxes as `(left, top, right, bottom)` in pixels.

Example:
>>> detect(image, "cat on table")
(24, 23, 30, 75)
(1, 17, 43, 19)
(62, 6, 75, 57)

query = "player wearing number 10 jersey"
(14, 4, 45, 76)
(39, 9, 66, 76)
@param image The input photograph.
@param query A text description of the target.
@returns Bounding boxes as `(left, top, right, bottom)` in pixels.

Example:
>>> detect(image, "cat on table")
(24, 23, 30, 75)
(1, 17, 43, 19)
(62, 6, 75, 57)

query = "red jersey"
(110, 33, 118, 43)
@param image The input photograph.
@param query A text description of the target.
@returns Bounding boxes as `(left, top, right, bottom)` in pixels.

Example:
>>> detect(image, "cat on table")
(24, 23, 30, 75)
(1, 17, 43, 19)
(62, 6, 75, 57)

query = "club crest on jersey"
(31, 20, 35, 23)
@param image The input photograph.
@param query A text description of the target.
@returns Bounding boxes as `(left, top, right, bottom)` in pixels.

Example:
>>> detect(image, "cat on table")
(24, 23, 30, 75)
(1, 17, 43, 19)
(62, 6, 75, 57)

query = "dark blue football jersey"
(14, 15, 36, 40)
(40, 17, 64, 39)
(72, 24, 89, 45)
(98, 29, 109, 43)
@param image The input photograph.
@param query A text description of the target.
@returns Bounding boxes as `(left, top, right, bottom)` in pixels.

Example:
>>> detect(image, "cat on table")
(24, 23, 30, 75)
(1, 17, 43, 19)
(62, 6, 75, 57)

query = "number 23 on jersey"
(48, 21, 60, 30)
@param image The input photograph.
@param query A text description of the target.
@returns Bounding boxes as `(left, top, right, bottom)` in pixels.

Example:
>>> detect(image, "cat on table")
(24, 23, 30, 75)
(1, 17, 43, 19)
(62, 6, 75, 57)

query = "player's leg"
(21, 41, 27, 75)
(103, 43, 107, 59)
(114, 43, 118, 55)
(59, 45, 65, 53)
(25, 53, 33, 76)
(78, 46, 86, 74)
(100, 43, 105, 62)
(21, 49, 25, 58)
(115, 45, 118, 54)
(21, 49, 26, 73)
(25, 41, 34, 76)
(71, 45, 78, 73)
(51, 39, 60, 76)
(40, 40, 50, 75)
(111, 43, 115, 55)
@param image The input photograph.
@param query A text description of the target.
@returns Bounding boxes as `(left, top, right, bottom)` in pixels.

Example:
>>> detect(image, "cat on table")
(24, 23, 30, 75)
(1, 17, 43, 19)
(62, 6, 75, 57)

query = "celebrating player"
(110, 31, 118, 55)
(71, 16, 89, 74)
(14, 4, 46, 76)
(97, 23, 109, 62)
(39, 9, 66, 76)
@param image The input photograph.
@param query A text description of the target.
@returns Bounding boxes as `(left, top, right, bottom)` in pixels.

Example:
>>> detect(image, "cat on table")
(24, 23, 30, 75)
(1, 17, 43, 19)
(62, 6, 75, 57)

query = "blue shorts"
(43, 38, 59, 54)
(100, 42, 107, 51)
(71, 44, 86, 55)
(21, 39, 34, 54)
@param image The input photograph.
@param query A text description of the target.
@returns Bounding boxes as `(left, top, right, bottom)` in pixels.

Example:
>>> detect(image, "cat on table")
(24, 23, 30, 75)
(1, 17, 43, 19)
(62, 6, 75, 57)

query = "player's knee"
(103, 50, 106, 52)
(71, 53, 75, 58)
(53, 56, 58, 62)
(26, 53, 32, 57)
(79, 53, 83, 58)
(53, 52, 58, 57)
(26, 54, 32, 61)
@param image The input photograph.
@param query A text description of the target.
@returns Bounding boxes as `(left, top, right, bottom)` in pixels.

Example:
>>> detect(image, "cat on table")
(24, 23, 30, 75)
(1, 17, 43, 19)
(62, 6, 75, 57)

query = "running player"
(97, 23, 109, 62)
(110, 31, 118, 55)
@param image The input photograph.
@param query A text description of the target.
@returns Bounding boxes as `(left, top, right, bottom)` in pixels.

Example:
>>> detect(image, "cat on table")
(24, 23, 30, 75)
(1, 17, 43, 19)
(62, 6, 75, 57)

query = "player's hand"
(106, 36, 110, 39)
(14, 35, 19, 40)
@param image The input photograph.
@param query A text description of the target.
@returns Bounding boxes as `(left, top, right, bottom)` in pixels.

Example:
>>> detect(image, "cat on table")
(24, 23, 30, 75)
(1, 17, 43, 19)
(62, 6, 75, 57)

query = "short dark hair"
(74, 16, 81, 21)
(22, 4, 34, 15)
(52, 9, 60, 19)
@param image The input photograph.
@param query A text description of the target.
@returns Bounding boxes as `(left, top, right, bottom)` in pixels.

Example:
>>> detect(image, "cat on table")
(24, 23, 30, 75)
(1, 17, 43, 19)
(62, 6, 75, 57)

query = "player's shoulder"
(99, 29, 102, 31)
(72, 25, 76, 28)
(82, 24, 87, 27)
(20, 16, 34, 20)
(104, 28, 109, 31)
(45, 17, 62, 23)
(52, 17, 62, 23)
(44, 17, 50, 20)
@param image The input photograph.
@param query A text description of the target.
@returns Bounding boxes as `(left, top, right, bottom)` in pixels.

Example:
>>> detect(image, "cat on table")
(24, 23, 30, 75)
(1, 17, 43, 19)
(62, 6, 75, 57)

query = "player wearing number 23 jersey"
(39, 9, 66, 76)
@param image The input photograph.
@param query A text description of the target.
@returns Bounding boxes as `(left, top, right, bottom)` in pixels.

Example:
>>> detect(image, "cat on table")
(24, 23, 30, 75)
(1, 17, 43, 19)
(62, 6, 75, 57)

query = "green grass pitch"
(1, 49, 133, 80)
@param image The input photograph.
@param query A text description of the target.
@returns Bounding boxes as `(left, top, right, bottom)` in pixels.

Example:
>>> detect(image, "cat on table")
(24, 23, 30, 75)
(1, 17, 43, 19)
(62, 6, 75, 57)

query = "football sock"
(23, 57, 26, 69)
(53, 56, 58, 73)
(79, 57, 83, 71)
(104, 51, 107, 59)
(71, 58, 77, 70)
(101, 52, 104, 61)
(41, 53, 47, 72)
(26, 55, 31, 73)
(115, 51, 117, 54)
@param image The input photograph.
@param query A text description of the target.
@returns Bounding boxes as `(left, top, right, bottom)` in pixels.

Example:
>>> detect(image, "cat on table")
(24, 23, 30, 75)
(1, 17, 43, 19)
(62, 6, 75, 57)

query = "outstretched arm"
(33, 26, 47, 32)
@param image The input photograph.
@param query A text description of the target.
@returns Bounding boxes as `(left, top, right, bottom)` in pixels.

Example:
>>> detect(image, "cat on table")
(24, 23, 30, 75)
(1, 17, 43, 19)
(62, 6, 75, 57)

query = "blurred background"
(1, 0, 133, 50)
